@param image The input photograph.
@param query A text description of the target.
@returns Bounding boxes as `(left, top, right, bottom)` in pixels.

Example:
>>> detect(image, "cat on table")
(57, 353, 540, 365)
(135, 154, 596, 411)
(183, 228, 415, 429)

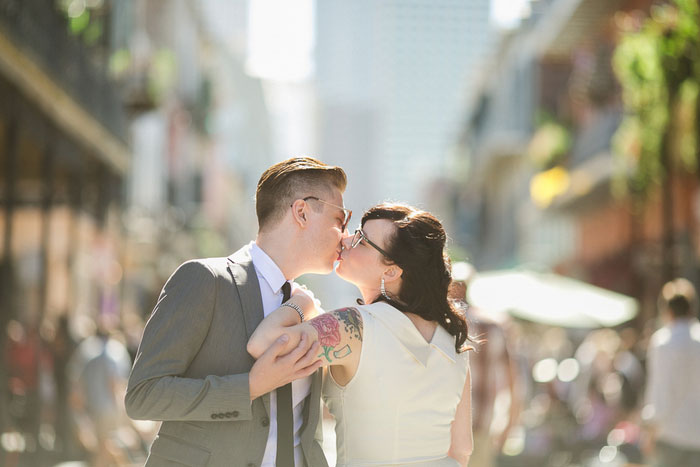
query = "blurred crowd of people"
(2, 269, 700, 467)
(451, 267, 700, 467)
(1, 313, 158, 467)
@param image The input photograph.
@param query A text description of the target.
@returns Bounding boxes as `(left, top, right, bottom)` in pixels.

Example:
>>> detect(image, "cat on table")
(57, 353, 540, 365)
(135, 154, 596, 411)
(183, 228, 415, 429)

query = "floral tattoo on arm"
(309, 307, 363, 362)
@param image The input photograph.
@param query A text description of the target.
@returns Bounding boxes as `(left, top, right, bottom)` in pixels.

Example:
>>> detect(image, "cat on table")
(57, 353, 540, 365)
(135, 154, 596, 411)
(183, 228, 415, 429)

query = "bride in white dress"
(248, 203, 474, 466)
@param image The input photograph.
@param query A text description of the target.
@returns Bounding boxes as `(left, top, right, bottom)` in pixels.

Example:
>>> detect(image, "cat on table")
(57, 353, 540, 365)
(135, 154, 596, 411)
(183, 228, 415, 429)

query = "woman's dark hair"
(361, 202, 470, 352)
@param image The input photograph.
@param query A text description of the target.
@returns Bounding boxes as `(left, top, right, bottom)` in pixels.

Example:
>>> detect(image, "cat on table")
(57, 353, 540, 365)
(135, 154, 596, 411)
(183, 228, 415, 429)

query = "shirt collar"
(365, 302, 459, 366)
(249, 241, 287, 295)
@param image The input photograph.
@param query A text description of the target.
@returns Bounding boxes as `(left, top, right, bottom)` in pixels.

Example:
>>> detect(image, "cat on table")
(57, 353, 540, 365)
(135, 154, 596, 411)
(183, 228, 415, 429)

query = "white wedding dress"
(323, 302, 470, 467)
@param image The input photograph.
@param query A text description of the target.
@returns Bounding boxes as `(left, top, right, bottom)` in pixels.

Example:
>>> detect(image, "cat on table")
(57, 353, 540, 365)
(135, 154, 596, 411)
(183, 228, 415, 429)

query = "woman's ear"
(383, 265, 403, 284)
(291, 199, 308, 228)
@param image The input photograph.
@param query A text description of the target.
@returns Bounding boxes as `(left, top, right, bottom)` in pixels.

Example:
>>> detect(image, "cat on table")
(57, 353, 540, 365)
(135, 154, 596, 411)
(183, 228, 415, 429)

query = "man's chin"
(308, 261, 335, 276)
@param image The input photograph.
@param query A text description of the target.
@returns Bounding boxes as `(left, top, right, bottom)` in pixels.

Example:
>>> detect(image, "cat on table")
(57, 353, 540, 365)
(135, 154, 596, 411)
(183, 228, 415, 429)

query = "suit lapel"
(227, 246, 271, 415)
(227, 247, 264, 339)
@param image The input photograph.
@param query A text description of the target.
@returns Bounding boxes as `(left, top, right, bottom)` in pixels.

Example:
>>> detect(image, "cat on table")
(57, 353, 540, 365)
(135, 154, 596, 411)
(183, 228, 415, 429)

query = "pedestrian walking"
(643, 278, 700, 467)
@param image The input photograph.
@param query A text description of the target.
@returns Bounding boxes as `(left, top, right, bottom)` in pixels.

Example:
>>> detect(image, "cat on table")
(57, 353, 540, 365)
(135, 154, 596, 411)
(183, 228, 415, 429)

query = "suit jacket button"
(261, 417, 269, 427)
(211, 414, 218, 419)
(232, 410, 239, 418)
(224, 412, 232, 418)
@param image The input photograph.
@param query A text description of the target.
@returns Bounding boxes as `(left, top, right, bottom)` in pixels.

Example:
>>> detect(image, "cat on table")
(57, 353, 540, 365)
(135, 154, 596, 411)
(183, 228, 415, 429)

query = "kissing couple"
(126, 157, 474, 467)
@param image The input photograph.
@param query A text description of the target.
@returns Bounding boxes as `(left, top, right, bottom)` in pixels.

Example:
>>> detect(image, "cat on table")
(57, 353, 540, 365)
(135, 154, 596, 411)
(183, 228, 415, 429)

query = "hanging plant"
(612, 0, 700, 197)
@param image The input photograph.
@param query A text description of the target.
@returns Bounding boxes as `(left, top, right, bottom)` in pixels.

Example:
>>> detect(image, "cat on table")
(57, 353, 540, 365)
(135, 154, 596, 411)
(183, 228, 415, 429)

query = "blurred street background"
(1, 0, 700, 466)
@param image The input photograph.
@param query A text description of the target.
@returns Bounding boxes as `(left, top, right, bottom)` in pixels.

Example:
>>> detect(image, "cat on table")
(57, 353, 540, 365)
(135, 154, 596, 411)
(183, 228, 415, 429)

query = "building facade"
(448, 0, 699, 326)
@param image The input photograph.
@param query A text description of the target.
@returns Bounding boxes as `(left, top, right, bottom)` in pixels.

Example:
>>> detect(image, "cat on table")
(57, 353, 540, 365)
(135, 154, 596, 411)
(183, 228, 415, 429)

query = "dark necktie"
(276, 281, 294, 466)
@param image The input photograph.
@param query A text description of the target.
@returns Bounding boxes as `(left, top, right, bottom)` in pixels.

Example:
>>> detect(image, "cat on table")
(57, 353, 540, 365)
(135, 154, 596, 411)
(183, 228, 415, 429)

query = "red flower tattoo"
(310, 314, 341, 348)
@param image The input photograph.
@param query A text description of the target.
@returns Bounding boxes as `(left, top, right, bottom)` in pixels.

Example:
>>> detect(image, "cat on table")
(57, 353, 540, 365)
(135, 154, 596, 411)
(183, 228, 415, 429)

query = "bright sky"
(244, 0, 530, 82)
(246, 0, 315, 82)
(491, 0, 532, 29)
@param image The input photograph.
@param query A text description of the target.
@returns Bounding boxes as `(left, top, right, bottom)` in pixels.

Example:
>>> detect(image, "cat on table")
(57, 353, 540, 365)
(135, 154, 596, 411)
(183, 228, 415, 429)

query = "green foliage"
(612, 0, 700, 197)
(109, 49, 131, 78)
(68, 9, 90, 35)
(58, 0, 105, 45)
(148, 49, 178, 104)
(83, 20, 103, 46)
(527, 119, 572, 170)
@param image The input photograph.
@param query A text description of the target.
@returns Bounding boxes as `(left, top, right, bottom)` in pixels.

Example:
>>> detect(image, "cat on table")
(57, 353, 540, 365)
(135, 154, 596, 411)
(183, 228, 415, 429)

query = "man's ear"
(290, 198, 308, 228)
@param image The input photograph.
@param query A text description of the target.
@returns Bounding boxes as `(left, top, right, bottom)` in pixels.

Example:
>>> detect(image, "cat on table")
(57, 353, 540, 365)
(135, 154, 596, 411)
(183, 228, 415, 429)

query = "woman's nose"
(341, 233, 353, 249)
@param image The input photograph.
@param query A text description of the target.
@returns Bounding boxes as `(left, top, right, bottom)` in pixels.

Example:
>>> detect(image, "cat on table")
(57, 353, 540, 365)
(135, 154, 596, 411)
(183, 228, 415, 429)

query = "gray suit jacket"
(125, 246, 328, 467)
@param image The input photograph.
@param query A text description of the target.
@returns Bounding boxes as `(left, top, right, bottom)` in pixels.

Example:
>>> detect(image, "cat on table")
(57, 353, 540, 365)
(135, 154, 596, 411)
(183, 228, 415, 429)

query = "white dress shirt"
(249, 241, 312, 466)
(645, 317, 700, 450)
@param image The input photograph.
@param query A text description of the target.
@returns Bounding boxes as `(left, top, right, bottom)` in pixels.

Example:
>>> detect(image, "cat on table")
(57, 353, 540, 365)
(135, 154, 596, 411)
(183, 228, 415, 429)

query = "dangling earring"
(380, 277, 390, 300)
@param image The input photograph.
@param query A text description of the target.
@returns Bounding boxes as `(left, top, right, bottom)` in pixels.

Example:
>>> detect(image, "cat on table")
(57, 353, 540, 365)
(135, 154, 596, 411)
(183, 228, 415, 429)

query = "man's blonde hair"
(255, 157, 347, 231)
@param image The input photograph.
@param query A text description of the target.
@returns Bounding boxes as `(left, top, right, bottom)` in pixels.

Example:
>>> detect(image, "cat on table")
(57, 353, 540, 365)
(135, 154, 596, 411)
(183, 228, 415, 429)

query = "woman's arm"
(246, 294, 312, 359)
(247, 296, 364, 370)
(448, 363, 473, 467)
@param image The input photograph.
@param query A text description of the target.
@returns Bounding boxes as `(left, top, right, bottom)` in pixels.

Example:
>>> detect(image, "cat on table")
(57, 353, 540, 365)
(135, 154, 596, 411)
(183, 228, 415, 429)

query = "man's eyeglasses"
(300, 196, 352, 232)
(351, 228, 392, 259)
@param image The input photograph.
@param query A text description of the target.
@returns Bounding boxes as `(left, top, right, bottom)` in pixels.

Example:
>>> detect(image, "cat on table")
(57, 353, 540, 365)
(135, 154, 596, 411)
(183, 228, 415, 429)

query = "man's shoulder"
(174, 257, 229, 276)
(192, 256, 234, 268)
(179, 245, 252, 273)
(167, 255, 244, 287)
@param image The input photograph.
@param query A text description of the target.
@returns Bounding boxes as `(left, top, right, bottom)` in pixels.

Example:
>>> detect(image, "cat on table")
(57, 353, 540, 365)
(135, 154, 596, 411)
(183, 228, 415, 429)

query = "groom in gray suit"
(125, 157, 350, 466)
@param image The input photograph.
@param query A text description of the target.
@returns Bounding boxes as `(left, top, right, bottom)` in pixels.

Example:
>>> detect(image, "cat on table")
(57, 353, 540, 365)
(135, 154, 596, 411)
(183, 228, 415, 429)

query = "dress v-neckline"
(366, 302, 458, 366)
(404, 312, 438, 344)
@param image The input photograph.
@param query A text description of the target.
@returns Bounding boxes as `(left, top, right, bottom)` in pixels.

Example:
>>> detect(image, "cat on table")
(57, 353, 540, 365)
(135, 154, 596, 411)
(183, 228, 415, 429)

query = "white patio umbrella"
(466, 269, 638, 328)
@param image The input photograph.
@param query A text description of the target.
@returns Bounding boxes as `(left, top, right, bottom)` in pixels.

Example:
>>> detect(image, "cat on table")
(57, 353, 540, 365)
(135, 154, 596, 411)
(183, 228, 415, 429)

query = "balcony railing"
(0, 0, 128, 144)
